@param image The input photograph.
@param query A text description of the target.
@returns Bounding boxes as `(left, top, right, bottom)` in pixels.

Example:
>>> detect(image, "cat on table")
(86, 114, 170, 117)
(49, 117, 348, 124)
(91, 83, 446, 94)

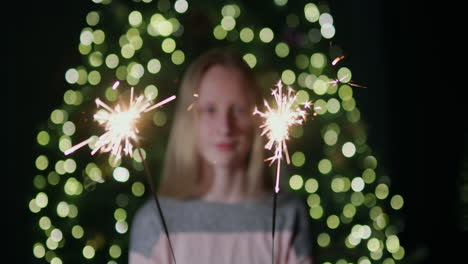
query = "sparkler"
(254, 80, 318, 264)
(254, 80, 317, 193)
(65, 83, 176, 160)
(65, 81, 177, 263)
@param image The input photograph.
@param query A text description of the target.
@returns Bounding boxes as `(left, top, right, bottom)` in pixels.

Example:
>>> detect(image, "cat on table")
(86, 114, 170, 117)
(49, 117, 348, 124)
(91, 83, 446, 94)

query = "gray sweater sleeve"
(129, 200, 162, 258)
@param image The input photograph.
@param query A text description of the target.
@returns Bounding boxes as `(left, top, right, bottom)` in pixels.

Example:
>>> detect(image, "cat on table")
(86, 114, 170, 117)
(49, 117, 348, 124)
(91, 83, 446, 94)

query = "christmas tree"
(30, 1, 406, 263)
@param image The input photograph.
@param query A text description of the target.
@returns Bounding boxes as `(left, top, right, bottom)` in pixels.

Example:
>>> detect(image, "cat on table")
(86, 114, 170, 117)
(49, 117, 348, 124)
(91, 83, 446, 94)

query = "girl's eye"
(203, 106, 215, 113)
(232, 106, 246, 115)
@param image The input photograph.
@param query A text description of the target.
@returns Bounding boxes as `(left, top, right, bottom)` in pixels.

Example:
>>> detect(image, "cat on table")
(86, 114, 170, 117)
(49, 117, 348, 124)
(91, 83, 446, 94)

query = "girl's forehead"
(198, 65, 253, 101)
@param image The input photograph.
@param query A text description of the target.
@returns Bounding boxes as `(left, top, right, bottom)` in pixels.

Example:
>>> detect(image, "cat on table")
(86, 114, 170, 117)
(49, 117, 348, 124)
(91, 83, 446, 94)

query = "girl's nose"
(216, 110, 233, 136)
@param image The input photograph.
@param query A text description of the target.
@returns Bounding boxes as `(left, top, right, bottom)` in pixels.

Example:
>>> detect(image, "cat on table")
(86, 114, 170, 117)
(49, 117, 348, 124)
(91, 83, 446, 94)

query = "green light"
(305, 178, 318, 193)
(281, 69, 295, 85)
(37, 131, 50, 146)
(157, 20, 173, 36)
(86, 11, 100, 26)
(121, 43, 135, 58)
(65, 68, 78, 84)
(327, 98, 340, 114)
(144, 84, 158, 100)
(351, 177, 365, 192)
(309, 205, 323, 219)
(64, 89, 83, 106)
(83, 245, 96, 259)
(221, 16, 236, 31)
(87, 70, 101, 85)
(109, 244, 122, 258)
(35, 192, 48, 208)
(363, 155, 378, 169)
(131, 181, 145, 197)
(79, 42, 92, 55)
(174, 0, 189, 13)
(153, 110, 167, 127)
(342, 98, 356, 112)
(80, 29, 93, 45)
(326, 214, 340, 229)
(304, 3, 320, 23)
(242, 53, 256, 68)
(129, 63, 145, 79)
(62, 121, 76, 136)
(310, 53, 326, 69)
(114, 208, 127, 221)
(314, 99, 327, 115)
(390, 195, 404, 210)
(221, 4, 240, 18)
(386, 235, 400, 253)
(347, 108, 361, 123)
(331, 177, 345, 192)
(33, 175, 47, 189)
(35, 155, 49, 171)
(77, 67, 88, 84)
(213, 25, 227, 40)
(318, 158, 332, 174)
(115, 65, 127, 80)
(317, 232, 330, 247)
(343, 203, 356, 218)
(362, 168, 376, 184)
(147, 58, 161, 74)
(239, 28, 254, 43)
(50, 109, 68, 124)
(337, 67, 352, 83)
(338, 84, 353, 100)
(375, 183, 389, 199)
(275, 42, 289, 58)
(113, 167, 130, 182)
(58, 135, 72, 153)
(93, 29, 105, 44)
(128, 11, 143, 27)
(295, 54, 309, 70)
(289, 174, 303, 190)
(68, 204, 78, 218)
(47, 171, 60, 185)
(71, 225, 84, 239)
(56, 201, 70, 218)
(171, 50, 185, 65)
(161, 38, 176, 53)
(296, 90, 309, 105)
(259, 27, 274, 43)
(312, 78, 327, 95)
(351, 192, 364, 206)
(33, 243, 46, 258)
(323, 129, 338, 146)
(307, 193, 320, 207)
(105, 54, 119, 69)
(291, 151, 305, 167)
(342, 141, 356, 158)
(64, 177, 83, 196)
(367, 238, 380, 252)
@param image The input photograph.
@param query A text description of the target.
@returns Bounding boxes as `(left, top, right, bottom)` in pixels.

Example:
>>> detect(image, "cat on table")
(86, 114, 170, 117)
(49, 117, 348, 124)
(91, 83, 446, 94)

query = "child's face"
(196, 64, 254, 169)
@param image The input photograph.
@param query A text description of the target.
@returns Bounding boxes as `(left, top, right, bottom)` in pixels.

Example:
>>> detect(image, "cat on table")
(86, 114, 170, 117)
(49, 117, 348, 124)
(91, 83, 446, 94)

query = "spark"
(254, 80, 317, 193)
(332, 55, 345, 66)
(112, 81, 120, 90)
(65, 84, 176, 161)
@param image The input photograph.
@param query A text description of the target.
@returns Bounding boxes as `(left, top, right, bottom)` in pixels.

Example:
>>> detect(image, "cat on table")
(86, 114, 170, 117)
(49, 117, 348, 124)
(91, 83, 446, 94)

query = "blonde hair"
(159, 48, 271, 198)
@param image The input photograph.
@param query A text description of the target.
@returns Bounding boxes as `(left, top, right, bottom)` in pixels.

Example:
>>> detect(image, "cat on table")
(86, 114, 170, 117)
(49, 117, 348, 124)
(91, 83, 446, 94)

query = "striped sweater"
(129, 193, 314, 264)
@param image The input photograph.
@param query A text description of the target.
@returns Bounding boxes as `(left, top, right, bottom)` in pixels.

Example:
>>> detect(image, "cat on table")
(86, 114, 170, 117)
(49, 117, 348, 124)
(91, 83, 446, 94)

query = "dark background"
(8, 1, 465, 263)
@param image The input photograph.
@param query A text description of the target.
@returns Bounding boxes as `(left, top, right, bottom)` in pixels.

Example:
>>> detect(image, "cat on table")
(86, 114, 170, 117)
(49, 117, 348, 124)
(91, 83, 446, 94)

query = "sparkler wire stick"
(64, 82, 177, 262)
(134, 139, 177, 264)
(254, 80, 316, 264)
